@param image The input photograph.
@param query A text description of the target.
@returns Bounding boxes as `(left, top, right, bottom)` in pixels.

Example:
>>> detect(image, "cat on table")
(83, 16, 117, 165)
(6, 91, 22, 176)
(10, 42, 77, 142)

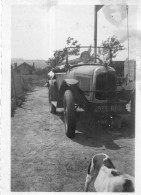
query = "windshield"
(67, 46, 111, 66)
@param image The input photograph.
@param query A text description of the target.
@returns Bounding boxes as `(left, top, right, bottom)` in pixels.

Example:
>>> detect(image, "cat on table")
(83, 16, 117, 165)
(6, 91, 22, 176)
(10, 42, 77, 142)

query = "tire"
(49, 85, 56, 114)
(64, 90, 76, 138)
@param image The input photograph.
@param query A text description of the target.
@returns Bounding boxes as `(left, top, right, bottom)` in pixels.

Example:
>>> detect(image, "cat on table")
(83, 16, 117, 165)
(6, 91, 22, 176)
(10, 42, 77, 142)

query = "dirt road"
(11, 87, 135, 192)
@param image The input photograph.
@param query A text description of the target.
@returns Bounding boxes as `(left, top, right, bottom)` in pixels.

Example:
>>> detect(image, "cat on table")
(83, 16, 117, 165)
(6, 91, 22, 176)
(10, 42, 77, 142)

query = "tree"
(100, 35, 125, 59)
(48, 37, 80, 68)
(66, 37, 80, 56)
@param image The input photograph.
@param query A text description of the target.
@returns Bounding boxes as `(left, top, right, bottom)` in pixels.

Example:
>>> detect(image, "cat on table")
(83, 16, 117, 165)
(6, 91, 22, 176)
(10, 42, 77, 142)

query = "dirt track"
(11, 86, 135, 192)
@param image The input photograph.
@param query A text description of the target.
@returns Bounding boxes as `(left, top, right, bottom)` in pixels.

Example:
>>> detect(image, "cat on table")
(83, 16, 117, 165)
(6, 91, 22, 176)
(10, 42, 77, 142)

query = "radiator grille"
(95, 73, 116, 100)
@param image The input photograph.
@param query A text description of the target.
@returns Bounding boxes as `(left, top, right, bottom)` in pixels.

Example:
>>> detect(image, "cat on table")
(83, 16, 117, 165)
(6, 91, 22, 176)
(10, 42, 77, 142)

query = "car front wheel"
(64, 90, 76, 138)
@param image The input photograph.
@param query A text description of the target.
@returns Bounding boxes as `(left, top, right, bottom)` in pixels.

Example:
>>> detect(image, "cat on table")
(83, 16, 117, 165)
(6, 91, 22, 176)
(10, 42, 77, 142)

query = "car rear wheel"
(64, 90, 76, 138)
(49, 85, 56, 114)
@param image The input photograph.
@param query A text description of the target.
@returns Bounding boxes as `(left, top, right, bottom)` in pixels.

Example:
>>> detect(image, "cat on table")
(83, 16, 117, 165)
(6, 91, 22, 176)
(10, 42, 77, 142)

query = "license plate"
(94, 105, 125, 113)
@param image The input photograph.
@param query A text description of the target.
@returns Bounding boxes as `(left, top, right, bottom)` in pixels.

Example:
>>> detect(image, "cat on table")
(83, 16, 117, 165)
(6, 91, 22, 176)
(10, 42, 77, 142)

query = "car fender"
(64, 79, 79, 86)
(48, 79, 58, 101)
(59, 79, 79, 97)
(59, 79, 89, 111)
(57, 79, 78, 107)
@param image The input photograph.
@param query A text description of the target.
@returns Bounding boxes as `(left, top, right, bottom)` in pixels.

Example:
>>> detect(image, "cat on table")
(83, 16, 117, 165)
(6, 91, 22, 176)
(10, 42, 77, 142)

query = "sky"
(11, 1, 140, 61)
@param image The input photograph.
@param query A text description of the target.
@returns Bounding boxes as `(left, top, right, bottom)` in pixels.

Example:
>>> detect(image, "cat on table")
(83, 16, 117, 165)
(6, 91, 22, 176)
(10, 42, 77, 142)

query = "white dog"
(84, 153, 134, 192)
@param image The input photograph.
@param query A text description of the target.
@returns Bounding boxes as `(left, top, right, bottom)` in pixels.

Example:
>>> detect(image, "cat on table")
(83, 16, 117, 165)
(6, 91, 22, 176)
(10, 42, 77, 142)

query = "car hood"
(71, 65, 115, 76)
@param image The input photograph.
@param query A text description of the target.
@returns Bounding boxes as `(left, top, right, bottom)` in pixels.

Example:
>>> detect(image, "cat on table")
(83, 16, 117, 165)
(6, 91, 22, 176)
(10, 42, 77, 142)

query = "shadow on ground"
(57, 111, 135, 150)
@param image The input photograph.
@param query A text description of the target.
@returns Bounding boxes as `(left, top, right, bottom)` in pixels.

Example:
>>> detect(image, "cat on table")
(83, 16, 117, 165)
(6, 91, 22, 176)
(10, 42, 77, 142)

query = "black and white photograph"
(1, 0, 141, 193)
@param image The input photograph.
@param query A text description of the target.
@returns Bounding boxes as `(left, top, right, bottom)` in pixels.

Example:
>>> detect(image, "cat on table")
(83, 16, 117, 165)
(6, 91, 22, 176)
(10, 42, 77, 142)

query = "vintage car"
(48, 47, 135, 138)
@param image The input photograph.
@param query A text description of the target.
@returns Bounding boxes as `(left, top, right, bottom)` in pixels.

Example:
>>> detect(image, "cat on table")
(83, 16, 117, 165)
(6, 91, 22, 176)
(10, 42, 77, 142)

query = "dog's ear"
(103, 158, 115, 169)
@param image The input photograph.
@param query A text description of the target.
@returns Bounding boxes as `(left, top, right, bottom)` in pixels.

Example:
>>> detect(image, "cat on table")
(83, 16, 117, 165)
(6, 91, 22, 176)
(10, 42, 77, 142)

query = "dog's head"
(92, 154, 135, 192)
(86, 153, 135, 192)
(93, 153, 115, 173)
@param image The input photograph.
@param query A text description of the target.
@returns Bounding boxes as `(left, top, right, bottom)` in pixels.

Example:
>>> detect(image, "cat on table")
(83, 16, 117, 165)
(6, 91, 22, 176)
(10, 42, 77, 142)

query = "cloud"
(102, 5, 127, 26)
(118, 29, 141, 59)
(119, 30, 141, 43)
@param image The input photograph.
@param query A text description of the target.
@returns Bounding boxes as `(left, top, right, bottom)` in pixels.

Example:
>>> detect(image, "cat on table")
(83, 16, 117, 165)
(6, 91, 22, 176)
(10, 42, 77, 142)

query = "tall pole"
(126, 5, 130, 83)
(94, 5, 104, 63)
(94, 5, 97, 63)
